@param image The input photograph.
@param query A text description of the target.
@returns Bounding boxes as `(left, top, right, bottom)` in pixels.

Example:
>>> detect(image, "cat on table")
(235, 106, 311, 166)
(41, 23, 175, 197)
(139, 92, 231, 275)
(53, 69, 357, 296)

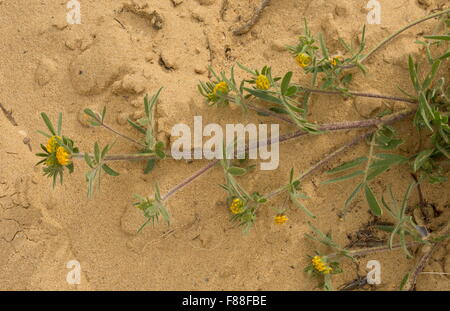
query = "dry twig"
(233, 0, 271, 35)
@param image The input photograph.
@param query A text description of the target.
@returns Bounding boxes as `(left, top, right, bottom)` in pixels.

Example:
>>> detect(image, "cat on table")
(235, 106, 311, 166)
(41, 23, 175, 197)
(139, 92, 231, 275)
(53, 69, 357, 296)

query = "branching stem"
(343, 9, 450, 69)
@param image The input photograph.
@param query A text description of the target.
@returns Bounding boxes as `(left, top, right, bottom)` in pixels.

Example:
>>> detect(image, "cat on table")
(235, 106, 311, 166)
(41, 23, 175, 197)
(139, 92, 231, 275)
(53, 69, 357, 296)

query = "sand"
(0, 0, 449, 290)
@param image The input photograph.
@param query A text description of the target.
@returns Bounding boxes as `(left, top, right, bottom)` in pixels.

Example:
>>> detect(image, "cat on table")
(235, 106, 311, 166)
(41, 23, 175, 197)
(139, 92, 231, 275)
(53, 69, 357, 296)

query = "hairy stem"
(159, 109, 415, 204)
(265, 109, 415, 200)
(406, 222, 450, 291)
(343, 9, 450, 69)
(71, 109, 415, 165)
(360, 9, 450, 64)
(266, 130, 375, 200)
(100, 122, 146, 147)
(300, 88, 417, 104)
(162, 160, 220, 201)
(328, 242, 420, 259)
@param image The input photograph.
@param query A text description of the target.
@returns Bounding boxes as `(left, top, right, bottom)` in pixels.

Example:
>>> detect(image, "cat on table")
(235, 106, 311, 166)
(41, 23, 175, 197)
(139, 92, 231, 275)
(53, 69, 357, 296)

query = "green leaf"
(244, 88, 282, 105)
(237, 62, 256, 75)
(364, 185, 382, 216)
(94, 142, 100, 163)
(376, 225, 395, 233)
(37, 130, 51, 138)
(366, 165, 391, 181)
(422, 60, 441, 90)
(290, 192, 316, 218)
(89, 120, 102, 127)
(423, 35, 450, 41)
(144, 94, 150, 117)
(281, 72, 293, 95)
(341, 73, 353, 86)
(159, 203, 171, 225)
(283, 101, 304, 114)
(408, 56, 420, 91)
(344, 183, 363, 211)
(101, 106, 107, 121)
(227, 166, 247, 176)
(438, 51, 450, 60)
(399, 273, 410, 291)
(84, 153, 94, 168)
(155, 150, 166, 159)
(285, 86, 298, 97)
(41, 113, 56, 136)
(319, 33, 329, 58)
(84, 108, 99, 121)
(102, 143, 115, 159)
(418, 93, 434, 131)
(102, 164, 119, 176)
(322, 170, 364, 184)
(155, 141, 165, 151)
(327, 157, 367, 174)
(127, 119, 146, 134)
(400, 183, 416, 218)
(57, 112, 62, 136)
(269, 107, 288, 114)
(144, 159, 156, 174)
(413, 149, 434, 172)
(374, 153, 408, 163)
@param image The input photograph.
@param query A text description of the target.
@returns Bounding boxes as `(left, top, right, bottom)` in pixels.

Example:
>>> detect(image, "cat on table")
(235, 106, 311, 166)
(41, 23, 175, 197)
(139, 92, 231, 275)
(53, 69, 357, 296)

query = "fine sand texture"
(0, 0, 449, 290)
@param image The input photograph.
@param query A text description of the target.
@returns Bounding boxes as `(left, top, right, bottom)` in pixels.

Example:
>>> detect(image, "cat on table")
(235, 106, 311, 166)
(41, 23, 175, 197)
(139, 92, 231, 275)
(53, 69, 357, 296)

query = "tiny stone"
(335, 5, 348, 17)
(194, 67, 206, 74)
(116, 112, 130, 125)
(418, 0, 432, 7)
(270, 39, 288, 52)
(171, 0, 184, 6)
(195, 0, 215, 5)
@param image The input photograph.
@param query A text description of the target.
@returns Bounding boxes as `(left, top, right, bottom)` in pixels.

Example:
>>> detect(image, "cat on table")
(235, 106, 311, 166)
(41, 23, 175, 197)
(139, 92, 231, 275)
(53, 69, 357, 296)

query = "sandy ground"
(0, 0, 449, 290)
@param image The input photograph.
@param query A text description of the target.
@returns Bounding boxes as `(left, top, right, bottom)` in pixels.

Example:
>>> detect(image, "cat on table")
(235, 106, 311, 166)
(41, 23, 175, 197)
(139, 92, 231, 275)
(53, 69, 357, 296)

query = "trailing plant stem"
(72, 152, 158, 161)
(300, 88, 417, 104)
(343, 8, 450, 68)
(159, 109, 416, 205)
(100, 122, 146, 147)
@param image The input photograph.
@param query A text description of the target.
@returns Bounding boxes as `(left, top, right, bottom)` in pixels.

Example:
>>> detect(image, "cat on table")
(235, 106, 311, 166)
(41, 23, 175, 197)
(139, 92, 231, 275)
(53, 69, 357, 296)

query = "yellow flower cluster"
(312, 256, 332, 274)
(46, 136, 71, 166)
(230, 198, 244, 214)
(295, 53, 311, 68)
(56, 146, 71, 166)
(274, 214, 288, 225)
(255, 75, 270, 90)
(213, 81, 229, 95)
(329, 56, 343, 67)
(207, 81, 229, 101)
(46, 135, 61, 153)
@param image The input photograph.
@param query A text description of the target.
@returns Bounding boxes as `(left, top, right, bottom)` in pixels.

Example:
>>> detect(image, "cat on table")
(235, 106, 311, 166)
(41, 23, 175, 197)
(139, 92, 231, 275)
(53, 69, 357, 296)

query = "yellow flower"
(255, 75, 270, 90)
(230, 198, 244, 214)
(56, 146, 71, 166)
(213, 81, 229, 95)
(46, 136, 61, 153)
(312, 256, 333, 274)
(330, 56, 343, 67)
(295, 53, 311, 68)
(274, 214, 288, 225)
